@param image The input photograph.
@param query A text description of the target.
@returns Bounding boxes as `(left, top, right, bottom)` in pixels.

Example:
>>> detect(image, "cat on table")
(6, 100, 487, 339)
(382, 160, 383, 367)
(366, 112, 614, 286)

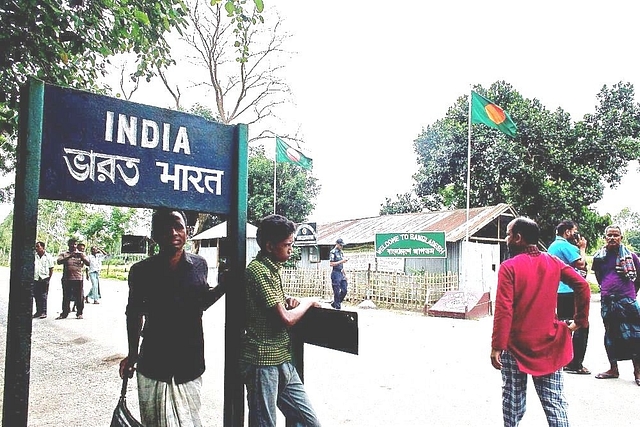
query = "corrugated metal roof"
(316, 203, 517, 245)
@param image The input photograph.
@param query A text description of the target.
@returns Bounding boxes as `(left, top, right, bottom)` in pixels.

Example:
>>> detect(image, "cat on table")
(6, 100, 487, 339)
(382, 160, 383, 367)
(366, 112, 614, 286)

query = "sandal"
(595, 371, 619, 379)
(567, 367, 591, 375)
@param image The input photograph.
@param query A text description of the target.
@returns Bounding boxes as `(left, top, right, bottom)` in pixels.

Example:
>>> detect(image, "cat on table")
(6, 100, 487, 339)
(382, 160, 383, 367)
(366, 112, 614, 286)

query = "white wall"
(459, 240, 500, 300)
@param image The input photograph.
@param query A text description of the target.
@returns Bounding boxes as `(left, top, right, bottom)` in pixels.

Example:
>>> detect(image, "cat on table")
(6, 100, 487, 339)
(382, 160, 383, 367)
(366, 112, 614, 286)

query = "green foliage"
(0, 201, 146, 256)
(212, 0, 265, 63)
(188, 103, 219, 121)
(411, 81, 640, 245)
(180, 0, 282, 129)
(0, 199, 145, 260)
(247, 146, 319, 224)
(0, 0, 189, 158)
(612, 207, 640, 250)
(190, 145, 320, 238)
(575, 206, 611, 253)
(613, 207, 640, 232)
(380, 192, 423, 215)
(0, 213, 12, 265)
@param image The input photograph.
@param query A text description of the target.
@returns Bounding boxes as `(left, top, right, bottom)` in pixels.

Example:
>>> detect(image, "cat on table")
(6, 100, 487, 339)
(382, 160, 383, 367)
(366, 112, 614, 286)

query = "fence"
(281, 268, 459, 312)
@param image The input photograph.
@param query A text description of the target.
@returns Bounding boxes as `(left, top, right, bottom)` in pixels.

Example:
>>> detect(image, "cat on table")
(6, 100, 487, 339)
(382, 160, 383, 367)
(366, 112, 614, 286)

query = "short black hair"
(36, 241, 45, 249)
(151, 209, 187, 239)
(555, 220, 576, 236)
(511, 217, 539, 244)
(256, 214, 296, 249)
(605, 224, 623, 236)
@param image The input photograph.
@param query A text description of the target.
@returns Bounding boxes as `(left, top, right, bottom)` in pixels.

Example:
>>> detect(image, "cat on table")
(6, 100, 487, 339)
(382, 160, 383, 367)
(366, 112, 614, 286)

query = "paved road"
(1, 267, 639, 426)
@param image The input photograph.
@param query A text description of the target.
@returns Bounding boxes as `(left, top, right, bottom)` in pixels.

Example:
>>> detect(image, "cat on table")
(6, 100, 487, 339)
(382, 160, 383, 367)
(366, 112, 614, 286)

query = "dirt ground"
(1, 267, 640, 426)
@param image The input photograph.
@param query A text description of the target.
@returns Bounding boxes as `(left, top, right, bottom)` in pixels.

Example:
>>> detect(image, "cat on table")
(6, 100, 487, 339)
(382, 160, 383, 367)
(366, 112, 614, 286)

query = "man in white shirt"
(33, 241, 55, 319)
(87, 246, 108, 304)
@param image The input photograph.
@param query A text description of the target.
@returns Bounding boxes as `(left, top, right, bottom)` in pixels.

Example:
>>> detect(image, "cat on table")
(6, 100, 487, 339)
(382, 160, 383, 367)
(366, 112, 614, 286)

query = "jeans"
(331, 270, 348, 309)
(241, 361, 320, 427)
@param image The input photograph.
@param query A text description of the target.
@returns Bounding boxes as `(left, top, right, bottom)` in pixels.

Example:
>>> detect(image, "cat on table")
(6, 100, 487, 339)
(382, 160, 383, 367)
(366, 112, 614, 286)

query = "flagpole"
(273, 138, 277, 214)
(464, 89, 473, 296)
(466, 90, 472, 243)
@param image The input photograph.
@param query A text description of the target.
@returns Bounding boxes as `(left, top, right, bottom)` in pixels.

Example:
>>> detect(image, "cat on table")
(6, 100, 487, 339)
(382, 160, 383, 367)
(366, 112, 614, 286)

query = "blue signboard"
(40, 84, 238, 214)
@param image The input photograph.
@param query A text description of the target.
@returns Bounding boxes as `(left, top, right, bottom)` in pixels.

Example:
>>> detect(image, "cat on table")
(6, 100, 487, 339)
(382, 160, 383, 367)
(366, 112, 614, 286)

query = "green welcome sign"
(375, 232, 446, 258)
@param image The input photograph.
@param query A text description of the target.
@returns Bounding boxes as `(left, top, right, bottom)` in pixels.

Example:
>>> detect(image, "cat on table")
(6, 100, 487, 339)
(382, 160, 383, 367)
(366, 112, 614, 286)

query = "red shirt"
(492, 246, 590, 376)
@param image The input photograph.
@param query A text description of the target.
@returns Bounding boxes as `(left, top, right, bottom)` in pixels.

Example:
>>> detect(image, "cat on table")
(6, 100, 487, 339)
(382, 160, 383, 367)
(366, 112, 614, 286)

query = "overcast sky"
(103, 0, 640, 224)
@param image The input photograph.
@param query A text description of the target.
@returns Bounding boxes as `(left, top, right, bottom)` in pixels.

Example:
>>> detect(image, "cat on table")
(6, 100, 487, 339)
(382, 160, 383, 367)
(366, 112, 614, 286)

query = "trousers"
(330, 270, 348, 309)
(32, 278, 50, 315)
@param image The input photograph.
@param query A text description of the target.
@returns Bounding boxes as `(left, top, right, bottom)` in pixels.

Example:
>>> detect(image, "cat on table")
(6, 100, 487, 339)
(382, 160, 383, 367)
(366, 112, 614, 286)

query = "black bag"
(110, 376, 144, 427)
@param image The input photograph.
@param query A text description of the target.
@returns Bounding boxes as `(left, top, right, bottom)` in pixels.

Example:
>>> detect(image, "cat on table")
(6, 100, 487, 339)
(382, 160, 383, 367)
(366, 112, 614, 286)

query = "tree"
(35, 200, 68, 254)
(131, 0, 307, 241)
(0, 213, 12, 265)
(0, 0, 190, 145)
(155, 0, 296, 142)
(12, 201, 145, 256)
(247, 146, 319, 224)
(613, 207, 640, 250)
(613, 207, 640, 232)
(191, 146, 319, 254)
(380, 192, 423, 215)
(0, 0, 195, 206)
(411, 81, 640, 245)
(1, 0, 273, 259)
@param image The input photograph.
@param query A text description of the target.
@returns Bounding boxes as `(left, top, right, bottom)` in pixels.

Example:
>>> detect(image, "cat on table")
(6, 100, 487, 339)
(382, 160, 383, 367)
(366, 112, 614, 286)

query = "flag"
(470, 91, 517, 138)
(275, 137, 312, 170)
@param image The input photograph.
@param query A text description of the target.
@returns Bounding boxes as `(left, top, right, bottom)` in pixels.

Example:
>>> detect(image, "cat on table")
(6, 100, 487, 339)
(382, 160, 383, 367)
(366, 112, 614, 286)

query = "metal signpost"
(2, 79, 248, 427)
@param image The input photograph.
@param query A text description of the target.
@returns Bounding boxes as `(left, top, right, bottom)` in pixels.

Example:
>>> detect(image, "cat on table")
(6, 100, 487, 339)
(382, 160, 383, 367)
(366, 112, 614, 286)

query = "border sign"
(4, 79, 248, 427)
(39, 84, 237, 212)
(375, 232, 446, 258)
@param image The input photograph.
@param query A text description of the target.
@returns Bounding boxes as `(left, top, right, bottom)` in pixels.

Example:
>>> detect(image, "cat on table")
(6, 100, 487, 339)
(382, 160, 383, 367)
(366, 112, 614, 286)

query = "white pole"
(273, 153, 277, 214)
(463, 89, 473, 298)
(466, 90, 472, 243)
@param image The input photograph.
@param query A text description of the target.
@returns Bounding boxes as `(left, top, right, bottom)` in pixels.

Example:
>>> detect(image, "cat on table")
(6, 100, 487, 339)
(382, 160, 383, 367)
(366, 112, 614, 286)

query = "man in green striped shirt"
(240, 214, 321, 426)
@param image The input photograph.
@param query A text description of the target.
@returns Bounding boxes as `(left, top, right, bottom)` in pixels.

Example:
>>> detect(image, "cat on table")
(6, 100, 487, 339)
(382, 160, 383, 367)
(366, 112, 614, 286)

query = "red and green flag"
(470, 91, 517, 138)
(275, 137, 312, 170)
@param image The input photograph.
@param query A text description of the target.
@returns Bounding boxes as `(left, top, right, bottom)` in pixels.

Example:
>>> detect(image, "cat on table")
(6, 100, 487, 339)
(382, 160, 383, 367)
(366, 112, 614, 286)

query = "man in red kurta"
(491, 217, 590, 427)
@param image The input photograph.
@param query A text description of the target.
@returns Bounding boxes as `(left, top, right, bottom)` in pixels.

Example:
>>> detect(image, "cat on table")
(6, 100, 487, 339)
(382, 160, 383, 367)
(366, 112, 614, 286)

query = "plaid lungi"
(137, 372, 203, 427)
(601, 295, 640, 362)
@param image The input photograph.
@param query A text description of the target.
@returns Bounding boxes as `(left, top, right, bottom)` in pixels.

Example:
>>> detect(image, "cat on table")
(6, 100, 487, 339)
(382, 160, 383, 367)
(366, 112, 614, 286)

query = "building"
(297, 203, 518, 299)
(190, 221, 259, 283)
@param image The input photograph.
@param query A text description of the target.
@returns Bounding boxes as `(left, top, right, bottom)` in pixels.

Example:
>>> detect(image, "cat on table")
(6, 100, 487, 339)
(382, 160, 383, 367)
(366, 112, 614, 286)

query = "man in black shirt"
(119, 209, 226, 425)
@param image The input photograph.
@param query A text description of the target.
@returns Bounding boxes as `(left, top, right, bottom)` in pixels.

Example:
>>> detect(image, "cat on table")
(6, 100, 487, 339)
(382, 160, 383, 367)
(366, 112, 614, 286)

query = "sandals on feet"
(565, 366, 591, 375)
(595, 371, 619, 379)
